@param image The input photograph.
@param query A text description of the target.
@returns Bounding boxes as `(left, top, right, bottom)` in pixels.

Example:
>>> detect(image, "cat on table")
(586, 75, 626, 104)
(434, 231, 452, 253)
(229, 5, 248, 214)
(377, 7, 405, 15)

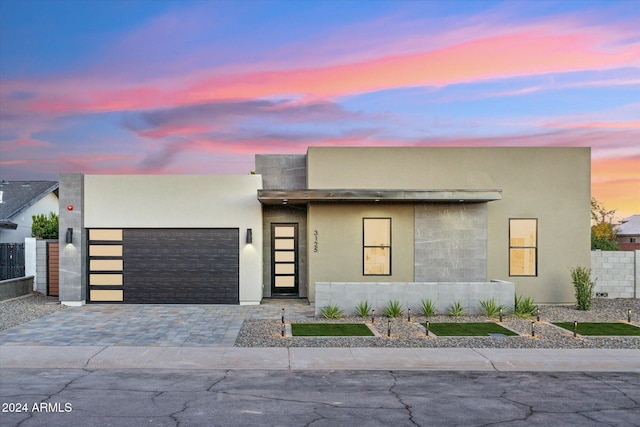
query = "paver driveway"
(0, 299, 314, 347)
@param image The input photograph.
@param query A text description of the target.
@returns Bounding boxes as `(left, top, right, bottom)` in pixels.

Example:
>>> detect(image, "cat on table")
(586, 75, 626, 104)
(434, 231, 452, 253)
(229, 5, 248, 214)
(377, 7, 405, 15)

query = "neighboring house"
(58, 147, 591, 309)
(0, 181, 59, 243)
(616, 215, 640, 251)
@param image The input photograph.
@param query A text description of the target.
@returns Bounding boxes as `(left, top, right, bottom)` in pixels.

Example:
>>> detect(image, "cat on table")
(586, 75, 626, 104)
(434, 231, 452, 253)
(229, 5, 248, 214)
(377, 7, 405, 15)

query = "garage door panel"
(123, 229, 239, 304)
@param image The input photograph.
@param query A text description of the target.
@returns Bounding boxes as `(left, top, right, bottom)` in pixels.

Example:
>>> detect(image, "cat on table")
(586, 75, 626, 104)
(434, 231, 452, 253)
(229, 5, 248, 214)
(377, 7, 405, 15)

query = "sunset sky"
(1, 0, 638, 220)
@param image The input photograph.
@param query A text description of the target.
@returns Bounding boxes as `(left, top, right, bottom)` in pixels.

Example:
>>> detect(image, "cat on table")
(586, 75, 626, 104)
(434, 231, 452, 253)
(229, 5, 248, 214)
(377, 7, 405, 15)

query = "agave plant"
(354, 300, 372, 317)
(383, 300, 404, 318)
(420, 298, 437, 317)
(479, 298, 505, 318)
(447, 300, 465, 317)
(513, 294, 537, 318)
(320, 303, 344, 319)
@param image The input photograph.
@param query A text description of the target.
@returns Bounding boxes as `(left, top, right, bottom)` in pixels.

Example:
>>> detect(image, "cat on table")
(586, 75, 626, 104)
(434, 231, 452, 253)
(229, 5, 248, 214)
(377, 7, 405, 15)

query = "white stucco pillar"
(24, 237, 37, 290)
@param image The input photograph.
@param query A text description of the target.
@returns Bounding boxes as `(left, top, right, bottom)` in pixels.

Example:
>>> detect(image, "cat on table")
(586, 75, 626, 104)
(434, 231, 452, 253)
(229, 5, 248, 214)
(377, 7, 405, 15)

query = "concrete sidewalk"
(1, 345, 638, 372)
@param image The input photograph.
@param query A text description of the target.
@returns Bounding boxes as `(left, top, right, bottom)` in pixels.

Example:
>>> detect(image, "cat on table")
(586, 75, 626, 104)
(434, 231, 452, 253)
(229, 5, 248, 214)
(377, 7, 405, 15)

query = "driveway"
(0, 300, 314, 347)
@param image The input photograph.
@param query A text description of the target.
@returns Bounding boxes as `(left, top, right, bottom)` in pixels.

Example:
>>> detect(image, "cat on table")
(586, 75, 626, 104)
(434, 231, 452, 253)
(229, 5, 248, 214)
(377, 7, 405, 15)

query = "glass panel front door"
(271, 224, 298, 295)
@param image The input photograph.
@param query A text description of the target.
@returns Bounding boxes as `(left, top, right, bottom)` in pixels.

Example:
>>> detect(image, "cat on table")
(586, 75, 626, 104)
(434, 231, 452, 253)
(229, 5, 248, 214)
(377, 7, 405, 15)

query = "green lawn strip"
(291, 323, 375, 337)
(424, 322, 518, 337)
(552, 322, 640, 336)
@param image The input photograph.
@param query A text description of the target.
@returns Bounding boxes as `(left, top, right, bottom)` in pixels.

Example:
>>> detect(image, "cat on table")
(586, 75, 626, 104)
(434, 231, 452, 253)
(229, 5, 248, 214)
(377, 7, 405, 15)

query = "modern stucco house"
(58, 146, 591, 312)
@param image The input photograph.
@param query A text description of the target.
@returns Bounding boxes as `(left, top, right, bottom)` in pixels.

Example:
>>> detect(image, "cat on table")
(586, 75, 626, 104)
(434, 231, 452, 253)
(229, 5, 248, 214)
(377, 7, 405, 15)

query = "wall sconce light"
(246, 228, 253, 244)
(65, 228, 73, 243)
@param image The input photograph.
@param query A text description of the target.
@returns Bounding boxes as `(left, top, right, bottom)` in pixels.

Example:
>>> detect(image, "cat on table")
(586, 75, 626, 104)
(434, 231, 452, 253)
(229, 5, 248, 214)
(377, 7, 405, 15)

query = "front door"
(271, 223, 298, 296)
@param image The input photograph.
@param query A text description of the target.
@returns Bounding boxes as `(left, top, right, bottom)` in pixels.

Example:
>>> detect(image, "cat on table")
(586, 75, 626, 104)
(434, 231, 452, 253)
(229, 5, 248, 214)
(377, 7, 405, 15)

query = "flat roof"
(258, 189, 502, 204)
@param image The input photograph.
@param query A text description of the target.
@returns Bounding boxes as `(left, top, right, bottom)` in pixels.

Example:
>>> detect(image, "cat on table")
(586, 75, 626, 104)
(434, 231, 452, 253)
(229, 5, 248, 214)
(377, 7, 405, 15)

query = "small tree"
(31, 212, 59, 239)
(590, 198, 618, 250)
(591, 222, 619, 250)
(570, 266, 595, 311)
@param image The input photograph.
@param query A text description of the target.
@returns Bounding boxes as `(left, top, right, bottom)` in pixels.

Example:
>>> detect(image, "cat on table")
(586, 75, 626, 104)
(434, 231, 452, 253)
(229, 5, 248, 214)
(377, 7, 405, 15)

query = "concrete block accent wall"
(315, 281, 514, 316)
(59, 173, 86, 305)
(591, 250, 637, 298)
(255, 154, 307, 190)
(415, 203, 487, 282)
(34, 239, 55, 294)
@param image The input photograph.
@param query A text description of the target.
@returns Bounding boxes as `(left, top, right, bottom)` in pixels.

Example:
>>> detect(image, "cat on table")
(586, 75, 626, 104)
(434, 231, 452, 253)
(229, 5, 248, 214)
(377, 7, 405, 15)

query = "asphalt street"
(2, 369, 639, 427)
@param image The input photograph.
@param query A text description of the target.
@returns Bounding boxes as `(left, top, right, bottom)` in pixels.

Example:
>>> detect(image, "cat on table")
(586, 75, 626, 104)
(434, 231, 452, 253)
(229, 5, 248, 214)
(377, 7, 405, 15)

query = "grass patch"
(425, 322, 518, 337)
(291, 323, 374, 337)
(552, 322, 640, 336)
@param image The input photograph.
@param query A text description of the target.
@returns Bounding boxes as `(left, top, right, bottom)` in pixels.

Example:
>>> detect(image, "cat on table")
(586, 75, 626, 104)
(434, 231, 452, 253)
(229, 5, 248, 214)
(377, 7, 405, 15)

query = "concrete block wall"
(591, 250, 638, 298)
(58, 173, 86, 305)
(315, 281, 514, 316)
(415, 204, 487, 282)
(34, 239, 50, 293)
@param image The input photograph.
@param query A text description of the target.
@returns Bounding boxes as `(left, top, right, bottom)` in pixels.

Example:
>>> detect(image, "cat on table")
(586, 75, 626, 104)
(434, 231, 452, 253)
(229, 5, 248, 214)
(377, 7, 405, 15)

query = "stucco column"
(59, 173, 86, 306)
(24, 237, 37, 290)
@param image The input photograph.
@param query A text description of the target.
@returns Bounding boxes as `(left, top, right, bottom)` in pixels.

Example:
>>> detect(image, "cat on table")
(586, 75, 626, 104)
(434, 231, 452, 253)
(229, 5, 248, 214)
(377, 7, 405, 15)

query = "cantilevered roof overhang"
(258, 189, 502, 204)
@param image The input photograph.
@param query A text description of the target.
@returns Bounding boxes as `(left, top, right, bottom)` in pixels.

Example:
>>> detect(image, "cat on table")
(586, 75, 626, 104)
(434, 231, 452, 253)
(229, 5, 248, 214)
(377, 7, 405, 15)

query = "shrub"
(420, 298, 436, 317)
(354, 301, 372, 317)
(31, 212, 58, 239)
(320, 304, 344, 319)
(448, 301, 465, 317)
(479, 298, 505, 318)
(383, 300, 404, 318)
(513, 294, 537, 318)
(570, 266, 595, 311)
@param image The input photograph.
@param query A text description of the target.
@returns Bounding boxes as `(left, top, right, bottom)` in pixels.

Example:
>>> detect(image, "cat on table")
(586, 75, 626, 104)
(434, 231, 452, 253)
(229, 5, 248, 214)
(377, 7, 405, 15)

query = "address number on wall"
(313, 230, 318, 252)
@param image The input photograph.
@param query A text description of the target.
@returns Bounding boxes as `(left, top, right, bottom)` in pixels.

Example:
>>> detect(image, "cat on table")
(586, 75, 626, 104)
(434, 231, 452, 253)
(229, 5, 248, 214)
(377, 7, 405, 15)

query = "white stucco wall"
(0, 193, 59, 243)
(84, 175, 263, 304)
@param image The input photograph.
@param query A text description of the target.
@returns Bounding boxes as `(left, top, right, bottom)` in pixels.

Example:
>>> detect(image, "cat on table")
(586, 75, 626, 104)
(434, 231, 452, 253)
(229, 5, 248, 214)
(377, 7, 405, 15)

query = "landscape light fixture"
(65, 228, 73, 244)
(407, 308, 411, 322)
(387, 320, 391, 337)
(536, 308, 540, 322)
(531, 321, 535, 337)
(371, 309, 375, 324)
(628, 309, 632, 323)
(426, 321, 430, 336)
(246, 228, 252, 244)
(499, 308, 503, 323)
(573, 321, 578, 338)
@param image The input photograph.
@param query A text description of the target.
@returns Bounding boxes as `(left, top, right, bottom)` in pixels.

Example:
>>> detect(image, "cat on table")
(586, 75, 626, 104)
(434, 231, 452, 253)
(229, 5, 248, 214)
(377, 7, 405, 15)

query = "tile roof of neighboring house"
(0, 181, 59, 229)
(617, 214, 640, 236)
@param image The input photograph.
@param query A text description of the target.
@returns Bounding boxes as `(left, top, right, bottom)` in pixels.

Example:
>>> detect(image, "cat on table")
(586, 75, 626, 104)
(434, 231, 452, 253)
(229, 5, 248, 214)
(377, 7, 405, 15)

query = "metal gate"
(0, 243, 25, 280)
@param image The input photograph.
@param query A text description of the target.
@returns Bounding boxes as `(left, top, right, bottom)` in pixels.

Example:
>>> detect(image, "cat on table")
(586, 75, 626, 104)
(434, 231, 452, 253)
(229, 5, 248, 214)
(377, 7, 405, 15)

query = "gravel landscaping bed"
(235, 298, 640, 349)
(0, 292, 66, 331)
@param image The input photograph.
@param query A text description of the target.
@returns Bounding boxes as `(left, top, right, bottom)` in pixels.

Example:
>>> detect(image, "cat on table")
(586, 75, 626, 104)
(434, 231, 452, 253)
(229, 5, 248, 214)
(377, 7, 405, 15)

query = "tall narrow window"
(363, 218, 391, 275)
(509, 219, 537, 276)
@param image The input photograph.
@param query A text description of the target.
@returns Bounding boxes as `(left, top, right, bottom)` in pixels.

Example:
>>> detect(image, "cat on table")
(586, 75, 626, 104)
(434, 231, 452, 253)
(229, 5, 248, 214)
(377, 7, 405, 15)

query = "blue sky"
(0, 0, 638, 217)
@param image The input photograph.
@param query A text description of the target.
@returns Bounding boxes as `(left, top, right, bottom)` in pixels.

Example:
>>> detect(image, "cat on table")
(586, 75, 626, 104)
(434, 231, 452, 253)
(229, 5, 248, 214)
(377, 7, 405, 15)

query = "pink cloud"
(544, 120, 640, 129)
(3, 21, 638, 116)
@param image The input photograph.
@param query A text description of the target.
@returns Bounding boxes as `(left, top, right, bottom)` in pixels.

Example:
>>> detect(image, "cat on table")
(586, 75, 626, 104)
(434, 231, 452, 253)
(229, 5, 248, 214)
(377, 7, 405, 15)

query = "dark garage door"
(123, 229, 239, 304)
